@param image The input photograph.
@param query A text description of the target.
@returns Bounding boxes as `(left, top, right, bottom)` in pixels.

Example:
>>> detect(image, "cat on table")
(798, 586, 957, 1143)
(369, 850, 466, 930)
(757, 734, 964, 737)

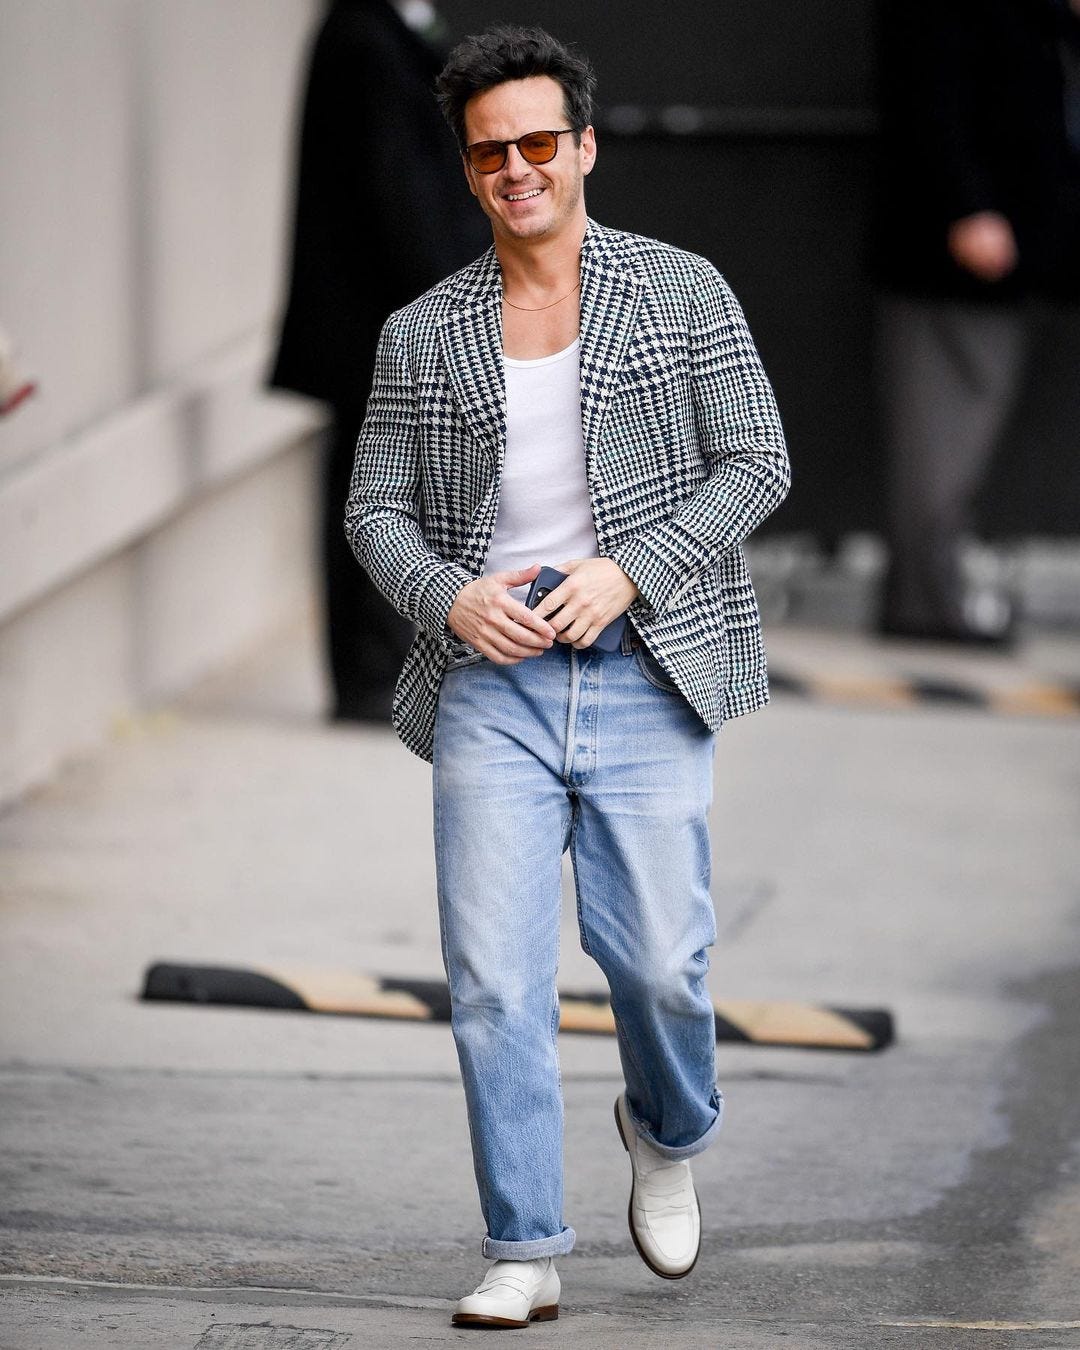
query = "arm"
(608, 260, 790, 618)
(344, 315, 475, 641)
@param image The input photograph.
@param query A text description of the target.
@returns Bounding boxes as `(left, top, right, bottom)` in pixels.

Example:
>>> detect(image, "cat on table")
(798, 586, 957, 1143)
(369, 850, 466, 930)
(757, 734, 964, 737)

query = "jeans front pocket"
(444, 647, 486, 674)
(634, 643, 681, 694)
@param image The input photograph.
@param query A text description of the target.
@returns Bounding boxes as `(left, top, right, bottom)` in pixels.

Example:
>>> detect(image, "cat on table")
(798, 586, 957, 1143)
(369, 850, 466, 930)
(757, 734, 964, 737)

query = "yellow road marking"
(989, 684, 1080, 717)
(561, 996, 875, 1047)
(718, 999, 874, 1050)
(262, 968, 432, 1019)
(808, 674, 918, 709)
(559, 998, 617, 1033)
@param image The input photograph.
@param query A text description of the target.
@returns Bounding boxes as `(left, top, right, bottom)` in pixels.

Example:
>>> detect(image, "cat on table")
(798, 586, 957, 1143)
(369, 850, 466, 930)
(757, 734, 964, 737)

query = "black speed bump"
(142, 963, 894, 1052)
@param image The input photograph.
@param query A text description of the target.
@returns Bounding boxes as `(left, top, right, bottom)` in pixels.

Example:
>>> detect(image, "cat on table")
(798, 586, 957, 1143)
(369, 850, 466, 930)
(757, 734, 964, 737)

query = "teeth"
(506, 189, 543, 201)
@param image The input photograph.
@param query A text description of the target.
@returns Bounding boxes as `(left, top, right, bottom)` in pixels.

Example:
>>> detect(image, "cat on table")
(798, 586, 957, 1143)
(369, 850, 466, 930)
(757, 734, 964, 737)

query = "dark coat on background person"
(269, 0, 488, 719)
(271, 0, 488, 407)
(873, 0, 1080, 300)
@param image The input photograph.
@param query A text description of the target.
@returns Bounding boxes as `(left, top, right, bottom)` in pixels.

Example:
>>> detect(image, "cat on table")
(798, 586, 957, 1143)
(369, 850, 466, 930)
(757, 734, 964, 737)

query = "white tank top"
(484, 337, 598, 600)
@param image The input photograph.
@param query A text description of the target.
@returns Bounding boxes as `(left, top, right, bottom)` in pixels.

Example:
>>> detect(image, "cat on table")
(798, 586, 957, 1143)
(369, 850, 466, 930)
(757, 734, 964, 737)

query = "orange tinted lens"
(469, 141, 505, 172)
(518, 132, 559, 163)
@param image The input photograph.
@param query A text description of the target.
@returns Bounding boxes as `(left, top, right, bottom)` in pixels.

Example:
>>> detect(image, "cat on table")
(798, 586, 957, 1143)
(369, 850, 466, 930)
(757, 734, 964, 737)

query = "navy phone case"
(525, 566, 628, 652)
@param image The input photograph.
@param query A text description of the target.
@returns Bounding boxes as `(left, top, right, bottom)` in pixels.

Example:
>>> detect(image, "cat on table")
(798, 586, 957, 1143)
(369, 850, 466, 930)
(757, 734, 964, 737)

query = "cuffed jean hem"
(481, 1226, 576, 1260)
(628, 1090, 725, 1162)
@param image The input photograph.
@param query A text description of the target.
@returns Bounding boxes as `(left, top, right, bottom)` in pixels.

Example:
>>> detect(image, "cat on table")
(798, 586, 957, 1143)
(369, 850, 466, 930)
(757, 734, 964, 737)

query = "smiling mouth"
(504, 188, 544, 202)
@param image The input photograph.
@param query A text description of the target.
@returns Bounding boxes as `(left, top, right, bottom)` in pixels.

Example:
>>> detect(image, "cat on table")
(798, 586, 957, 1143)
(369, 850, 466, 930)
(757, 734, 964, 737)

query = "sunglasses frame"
(464, 128, 578, 174)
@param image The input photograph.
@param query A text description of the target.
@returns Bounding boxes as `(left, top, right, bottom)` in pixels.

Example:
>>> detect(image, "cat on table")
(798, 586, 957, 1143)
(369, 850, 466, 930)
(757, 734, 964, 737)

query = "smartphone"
(525, 566, 628, 653)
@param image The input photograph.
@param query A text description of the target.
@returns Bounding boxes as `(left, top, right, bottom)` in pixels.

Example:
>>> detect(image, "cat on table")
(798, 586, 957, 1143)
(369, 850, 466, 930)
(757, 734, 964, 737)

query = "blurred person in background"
(874, 0, 1080, 644)
(346, 24, 788, 1330)
(270, 0, 487, 722)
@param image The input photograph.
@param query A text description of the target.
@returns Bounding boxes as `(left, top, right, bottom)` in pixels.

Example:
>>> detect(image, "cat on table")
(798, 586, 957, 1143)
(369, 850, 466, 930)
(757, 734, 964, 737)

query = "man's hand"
(539, 558, 639, 649)
(947, 211, 1018, 283)
(447, 564, 556, 665)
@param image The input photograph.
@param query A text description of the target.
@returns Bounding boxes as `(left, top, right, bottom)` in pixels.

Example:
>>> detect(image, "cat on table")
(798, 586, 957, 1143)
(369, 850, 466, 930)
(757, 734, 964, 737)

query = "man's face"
(461, 75, 595, 244)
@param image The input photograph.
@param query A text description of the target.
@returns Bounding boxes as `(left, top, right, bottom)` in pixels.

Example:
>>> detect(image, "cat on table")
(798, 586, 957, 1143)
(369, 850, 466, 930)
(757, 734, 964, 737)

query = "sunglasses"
(465, 128, 577, 174)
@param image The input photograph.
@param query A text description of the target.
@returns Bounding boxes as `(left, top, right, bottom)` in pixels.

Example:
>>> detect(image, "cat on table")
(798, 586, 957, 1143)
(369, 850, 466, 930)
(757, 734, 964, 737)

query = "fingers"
(504, 620, 553, 651)
(556, 618, 596, 646)
(481, 627, 552, 664)
(493, 563, 542, 586)
(457, 562, 627, 660)
(538, 560, 633, 640)
(567, 623, 598, 649)
(507, 597, 557, 641)
(449, 577, 556, 647)
(534, 578, 572, 626)
(541, 584, 598, 639)
(481, 613, 555, 663)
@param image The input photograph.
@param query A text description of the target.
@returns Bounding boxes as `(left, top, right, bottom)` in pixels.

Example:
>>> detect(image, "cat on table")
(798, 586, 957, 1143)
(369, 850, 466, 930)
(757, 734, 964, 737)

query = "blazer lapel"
(437, 248, 505, 484)
(578, 221, 643, 476)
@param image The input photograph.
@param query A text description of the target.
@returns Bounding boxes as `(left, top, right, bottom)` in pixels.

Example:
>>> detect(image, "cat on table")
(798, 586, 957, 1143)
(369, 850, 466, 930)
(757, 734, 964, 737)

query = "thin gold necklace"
(502, 281, 581, 312)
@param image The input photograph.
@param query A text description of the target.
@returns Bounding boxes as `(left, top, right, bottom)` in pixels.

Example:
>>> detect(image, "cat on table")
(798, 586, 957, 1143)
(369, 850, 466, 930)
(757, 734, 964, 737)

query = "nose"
(502, 142, 533, 176)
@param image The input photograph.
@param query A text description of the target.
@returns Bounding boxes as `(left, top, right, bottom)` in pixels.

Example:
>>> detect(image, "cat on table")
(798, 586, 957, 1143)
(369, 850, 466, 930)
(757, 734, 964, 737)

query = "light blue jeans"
(432, 638, 723, 1259)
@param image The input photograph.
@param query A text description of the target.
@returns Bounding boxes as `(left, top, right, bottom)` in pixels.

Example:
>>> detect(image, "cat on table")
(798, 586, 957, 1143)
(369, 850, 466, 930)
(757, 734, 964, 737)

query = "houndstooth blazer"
(345, 218, 790, 762)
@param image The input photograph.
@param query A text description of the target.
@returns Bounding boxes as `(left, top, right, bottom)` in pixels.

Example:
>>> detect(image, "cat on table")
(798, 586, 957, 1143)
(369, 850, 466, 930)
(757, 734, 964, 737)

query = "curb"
(141, 963, 895, 1052)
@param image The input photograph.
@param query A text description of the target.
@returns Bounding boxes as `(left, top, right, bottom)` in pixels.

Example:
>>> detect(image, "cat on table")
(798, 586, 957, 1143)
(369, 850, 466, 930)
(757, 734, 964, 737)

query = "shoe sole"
(614, 1097, 701, 1281)
(451, 1305, 559, 1328)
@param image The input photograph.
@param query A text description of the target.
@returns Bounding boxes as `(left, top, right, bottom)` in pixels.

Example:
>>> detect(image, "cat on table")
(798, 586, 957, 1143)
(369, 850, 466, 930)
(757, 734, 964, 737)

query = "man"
(270, 0, 487, 721)
(874, 0, 1080, 644)
(346, 25, 789, 1329)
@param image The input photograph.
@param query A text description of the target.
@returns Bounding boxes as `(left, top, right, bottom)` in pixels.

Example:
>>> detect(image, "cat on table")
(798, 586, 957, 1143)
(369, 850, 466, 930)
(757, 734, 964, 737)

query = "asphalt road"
(2, 622, 1079, 1349)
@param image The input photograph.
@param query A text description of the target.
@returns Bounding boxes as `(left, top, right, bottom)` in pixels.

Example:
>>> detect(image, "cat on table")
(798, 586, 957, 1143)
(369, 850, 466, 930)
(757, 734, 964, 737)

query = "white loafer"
(451, 1257, 560, 1328)
(615, 1093, 701, 1279)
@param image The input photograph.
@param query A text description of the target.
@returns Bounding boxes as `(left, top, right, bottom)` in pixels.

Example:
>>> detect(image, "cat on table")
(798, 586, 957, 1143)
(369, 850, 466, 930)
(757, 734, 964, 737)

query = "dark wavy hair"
(435, 25, 597, 153)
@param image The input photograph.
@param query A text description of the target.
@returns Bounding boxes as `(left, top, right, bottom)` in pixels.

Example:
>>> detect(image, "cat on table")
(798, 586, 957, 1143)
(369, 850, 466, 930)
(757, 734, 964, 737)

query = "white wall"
(0, 0, 326, 806)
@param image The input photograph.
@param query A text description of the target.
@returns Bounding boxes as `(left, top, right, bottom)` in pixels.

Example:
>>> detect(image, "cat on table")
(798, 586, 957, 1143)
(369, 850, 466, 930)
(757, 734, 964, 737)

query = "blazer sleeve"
(609, 259, 790, 617)
(344, 314, 474, 640)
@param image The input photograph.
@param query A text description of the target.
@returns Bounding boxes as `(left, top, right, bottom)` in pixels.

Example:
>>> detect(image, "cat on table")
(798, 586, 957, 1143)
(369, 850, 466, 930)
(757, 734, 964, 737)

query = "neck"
(494, 217, 587, 299)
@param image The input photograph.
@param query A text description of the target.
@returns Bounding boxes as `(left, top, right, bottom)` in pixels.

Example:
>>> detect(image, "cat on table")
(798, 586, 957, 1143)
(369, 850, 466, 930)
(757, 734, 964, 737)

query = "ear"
(579, 125, 597, 178)
(461, 153, 479, 198)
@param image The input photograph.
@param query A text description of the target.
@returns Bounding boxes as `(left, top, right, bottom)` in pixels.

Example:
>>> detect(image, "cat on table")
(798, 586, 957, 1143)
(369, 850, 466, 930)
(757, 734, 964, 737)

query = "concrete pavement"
(2, 612, 1080, 1349)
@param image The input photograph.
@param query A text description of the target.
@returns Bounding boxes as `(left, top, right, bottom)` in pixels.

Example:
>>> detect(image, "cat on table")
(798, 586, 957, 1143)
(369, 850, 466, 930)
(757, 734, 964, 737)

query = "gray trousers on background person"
(876, 294, 1054, 637)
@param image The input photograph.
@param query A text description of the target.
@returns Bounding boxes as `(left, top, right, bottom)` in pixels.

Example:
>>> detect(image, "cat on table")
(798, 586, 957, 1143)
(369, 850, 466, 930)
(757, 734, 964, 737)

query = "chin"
(501, 205, 557, 235)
